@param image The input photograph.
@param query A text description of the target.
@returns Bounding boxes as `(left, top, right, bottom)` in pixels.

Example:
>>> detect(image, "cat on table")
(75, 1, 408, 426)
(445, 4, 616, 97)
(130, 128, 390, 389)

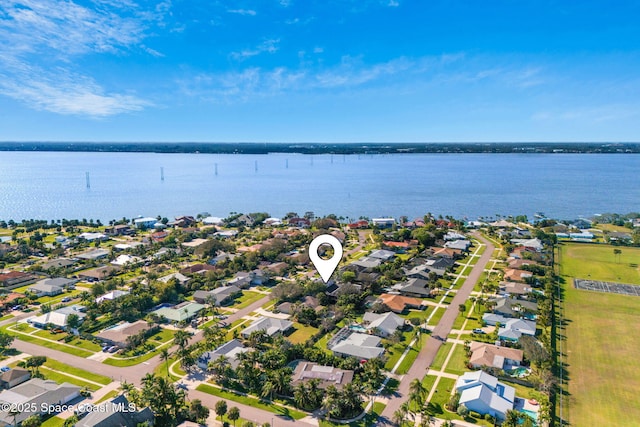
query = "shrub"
(470, 411, 482, 418)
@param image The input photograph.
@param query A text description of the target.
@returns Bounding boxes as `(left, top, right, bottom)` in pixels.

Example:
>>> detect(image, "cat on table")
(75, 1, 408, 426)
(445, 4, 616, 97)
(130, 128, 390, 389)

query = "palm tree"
(159, 348, 171, 377)
(392, 406, 407, 426)
(503, 409, 522, 427)
(409, 378, 426, 407)
(209, 355, 231, 384)
(173, 330, 192, 351)
(261, 378, 276, 401)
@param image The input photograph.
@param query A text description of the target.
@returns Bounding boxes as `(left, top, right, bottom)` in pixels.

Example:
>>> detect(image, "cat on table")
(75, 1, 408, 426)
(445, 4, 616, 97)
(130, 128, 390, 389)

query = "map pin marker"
(309, 234, 343, 283)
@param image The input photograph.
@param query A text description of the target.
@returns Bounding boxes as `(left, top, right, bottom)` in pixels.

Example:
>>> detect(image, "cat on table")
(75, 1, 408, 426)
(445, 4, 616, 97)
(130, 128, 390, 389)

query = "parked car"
(472, 328, 486, 334)
(61, 297, 71, 303)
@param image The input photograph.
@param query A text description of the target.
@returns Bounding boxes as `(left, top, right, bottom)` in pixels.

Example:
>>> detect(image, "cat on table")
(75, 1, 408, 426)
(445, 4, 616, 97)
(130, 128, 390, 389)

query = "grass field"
(231, 291, 266, 309)
(196, 383, 306, 420)
(558, 243, 640, 284)
(287, 323, 319, 344)
(430, 342, 452, 371)
(559, 243, 640, 426)
(44, 359, 111, 385)
(443, 344, 467, 376)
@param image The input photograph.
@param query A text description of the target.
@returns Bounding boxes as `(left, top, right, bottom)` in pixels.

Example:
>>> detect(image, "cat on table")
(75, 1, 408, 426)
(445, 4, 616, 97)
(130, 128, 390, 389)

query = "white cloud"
(231, 38, 280, 60)
(387, 0, 399, 7)
(227, 9, 257, 16)
(0, 63, 149, 116)
(0, 0, 167, 116)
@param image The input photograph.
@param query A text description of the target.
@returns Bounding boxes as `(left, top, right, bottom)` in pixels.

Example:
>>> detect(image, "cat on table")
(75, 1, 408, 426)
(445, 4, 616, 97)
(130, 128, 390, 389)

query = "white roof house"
(241, 316, 293, 337)
(197, 339, 250, 370)
(28, 306, 86, 329)
(510, 238, 543, 252)
(456, 371, 515, 420)
(78, 232, 108, 241)
(202, 216, 224, 225)
(368, 249, 396, 261)
(330, 332, 384, 360)
(111, 254, 142, 266)
(96, 290, 130, 304)
(362, 312, 405, 337)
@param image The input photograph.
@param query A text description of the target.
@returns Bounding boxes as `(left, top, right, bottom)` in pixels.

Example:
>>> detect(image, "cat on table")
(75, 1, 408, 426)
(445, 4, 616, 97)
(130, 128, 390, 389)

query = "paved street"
(380, 233, 495, 423)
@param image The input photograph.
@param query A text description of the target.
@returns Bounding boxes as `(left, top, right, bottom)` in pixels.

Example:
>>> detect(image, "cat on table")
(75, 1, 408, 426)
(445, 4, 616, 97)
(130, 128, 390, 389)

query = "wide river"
(0, 152, 637, 222)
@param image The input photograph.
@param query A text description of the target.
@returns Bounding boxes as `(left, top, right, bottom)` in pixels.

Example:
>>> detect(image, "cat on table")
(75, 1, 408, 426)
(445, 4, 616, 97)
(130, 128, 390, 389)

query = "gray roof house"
(193, 285, 241, 305)
(456, 371, 515, 421)
(292, 362, 354, 390)
(492, 297, 538, 319)
(362, 312, 405, 337)
(0, 379, 81, 426)
(27, 282, 63, 297)
(197, 339, 250, 370)
(482, 313, 511, 326)
(395, 278, 432, 297)
(350, 257, 383, 270)
(76, 395, 154, 427)
(444, 240, 471, 251)
(158, 272, 191, 286)
(498, 319, 537, 342)
(0, 369, 30, 389)
(330, 332, 384, 360)
(368, 249, 396, 261)
(241, 316, 293, 337)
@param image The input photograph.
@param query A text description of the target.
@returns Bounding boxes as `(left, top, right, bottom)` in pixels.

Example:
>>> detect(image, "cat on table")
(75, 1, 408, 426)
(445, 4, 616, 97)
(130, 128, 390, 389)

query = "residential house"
(152, 301, 205, 323)
(197, 339, 250, 370)
(510, 238, 543, 252)
(507, 258, 538, 269)
(350, 257, 382, 271)
(265, 261, 289, 275)
(75, 248, 110, 260)
(193, 286, 241, 305)
(0, 293, 25, 309)
(180, 264, 217, 276)
(227, 270, 265, 288)
(378, 294, 426, 313)
(0, 369, 30, 389)
(0, 379, 81, 426)
(78, 232, 108, 242)
(503, 268, 533, 283)
(383, 241, 410, 252)
(241, 316, 293, 337)
(362, 312, 405, 337)
(105, 224, 132, 236)
(499, 282, 534, 297)
(368, 249, 396, 261)
(498, 319, 537, 342)
(394, 278, 433, 298)
(330, 331, 384, 360)
(134, 217, 158, 229)
(95, 290, 130, 304)
(455, 371, 515, 420)
(288, 217, 311, 228)
(209, 251, 236, 265)
(76, 395, 154, 427)
(347, 220, 369, 229)
(170, 216, 196, 228)
(111, 254, 142, 266)
(202, 216, 224, 226)
(468, 342, 523, 370)
(444, 231, 466, 241)
(39, 258, 76, 270)
(371, 218, 395, 228)
(158, 272, 191, 286)
(444, 240, 471, 251)
(482, 313, 511, 327)
(28, 306, 86, 329)
(0, 271, 37, 289)
(182, 238, 209, 248)
(95, 320, 152, 349)
(292, 362, 354, 390)
(27, 282, 63, 297)
(491, 297, 537, 319)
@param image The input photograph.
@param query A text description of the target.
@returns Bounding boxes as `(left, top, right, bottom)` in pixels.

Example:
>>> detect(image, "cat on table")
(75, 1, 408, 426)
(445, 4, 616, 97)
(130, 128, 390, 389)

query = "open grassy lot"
(561, 286, 640, 426)
(559, 243, 640, 426)
(196, 383, 306, 420)
(230, 290, 266, 309)
(558, 243, 640, 284)
(44, 359, 111, 385)
(443, 344, 467, 376)
(287, 323, 319, 344)
(430, 342, 452, 371)
(40, 367, 102, 391)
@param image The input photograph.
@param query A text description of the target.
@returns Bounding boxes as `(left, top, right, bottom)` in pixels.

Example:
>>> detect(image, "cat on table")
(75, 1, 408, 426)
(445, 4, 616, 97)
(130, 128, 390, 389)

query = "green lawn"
(230, 291, 266, 309)
(41, 366, 102, 391)
(44, 359, 111, 385)
(0, 314, 13, 322)
(561, 282, 640, 426)
(32, 330, 102, 352)
(196, 383, 307, 420)
(95, 390, 120, 404)
(396, 346, 420, 375)
(3, 328, 94, 357)
(153, 356, 184, 381)
(430, 342, 452, 371)
(425, 377, 455, 418)
(559, 243, 640, 426)
(287, 323, 319, 344)
(558, 243, 640, 284)
(41, 416, 65, 427)
(428, 307, 445, 325)
(319, 402, 386, 427)
(443, 344, 468, 376)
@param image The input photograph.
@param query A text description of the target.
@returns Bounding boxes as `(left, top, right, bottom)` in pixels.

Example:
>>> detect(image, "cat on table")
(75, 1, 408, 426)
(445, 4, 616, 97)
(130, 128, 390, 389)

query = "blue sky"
(0, 0, 639, 142)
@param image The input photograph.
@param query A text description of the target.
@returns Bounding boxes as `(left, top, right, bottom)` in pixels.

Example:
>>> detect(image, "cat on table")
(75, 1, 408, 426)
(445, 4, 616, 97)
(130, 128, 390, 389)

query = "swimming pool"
(349, 325, 368, 333)
(521, 408, 538, 422)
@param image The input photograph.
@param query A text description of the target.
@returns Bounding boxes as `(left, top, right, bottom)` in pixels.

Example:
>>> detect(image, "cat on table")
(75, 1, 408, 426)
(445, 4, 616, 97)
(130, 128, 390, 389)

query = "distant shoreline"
(0, 142, 639, 154)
